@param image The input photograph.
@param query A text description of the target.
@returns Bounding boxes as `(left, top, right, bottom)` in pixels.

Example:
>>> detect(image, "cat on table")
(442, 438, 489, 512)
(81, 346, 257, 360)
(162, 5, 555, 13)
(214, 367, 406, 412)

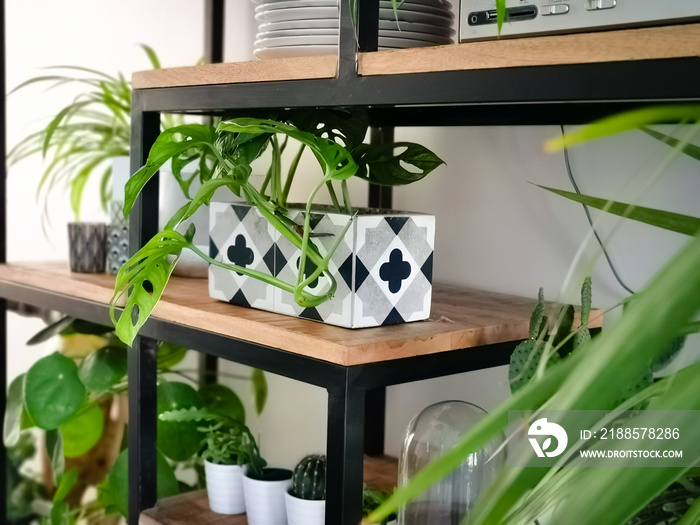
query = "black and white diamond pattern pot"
(209, 202, 435, 328)
(68, 222, 107, 273)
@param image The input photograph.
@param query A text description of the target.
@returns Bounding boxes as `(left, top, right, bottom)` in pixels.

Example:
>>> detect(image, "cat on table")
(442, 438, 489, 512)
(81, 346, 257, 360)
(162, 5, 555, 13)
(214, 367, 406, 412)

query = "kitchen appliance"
(460, 0, 700, 42)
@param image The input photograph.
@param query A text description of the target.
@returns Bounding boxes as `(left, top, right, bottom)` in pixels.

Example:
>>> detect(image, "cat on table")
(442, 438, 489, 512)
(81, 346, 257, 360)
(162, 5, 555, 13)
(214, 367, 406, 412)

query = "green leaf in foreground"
(365, 227, 700, 524)
(25, 353, 85, 430)
(544, 105, 700, 151)
(53, 468, 78, 503)
(538, 185, 700, 236)
(352, 142, 444, 186)
(109, 448, 180, 518)
(642, 127, 700, 162)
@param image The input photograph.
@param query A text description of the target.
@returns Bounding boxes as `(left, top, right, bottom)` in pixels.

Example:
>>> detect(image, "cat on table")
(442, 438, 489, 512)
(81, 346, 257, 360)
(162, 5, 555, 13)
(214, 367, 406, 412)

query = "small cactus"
(290, 454, 326, 500)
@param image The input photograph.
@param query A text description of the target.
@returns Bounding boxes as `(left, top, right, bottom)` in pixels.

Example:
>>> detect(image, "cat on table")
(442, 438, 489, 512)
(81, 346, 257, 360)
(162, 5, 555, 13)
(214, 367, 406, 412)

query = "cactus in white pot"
(285, 454, 327, 525)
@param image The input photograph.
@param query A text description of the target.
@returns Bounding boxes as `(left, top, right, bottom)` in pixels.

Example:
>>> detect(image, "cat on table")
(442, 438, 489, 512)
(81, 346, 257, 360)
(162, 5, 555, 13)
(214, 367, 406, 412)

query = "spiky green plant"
(290, 454, 327, 500)
(364, 106, 700, 525)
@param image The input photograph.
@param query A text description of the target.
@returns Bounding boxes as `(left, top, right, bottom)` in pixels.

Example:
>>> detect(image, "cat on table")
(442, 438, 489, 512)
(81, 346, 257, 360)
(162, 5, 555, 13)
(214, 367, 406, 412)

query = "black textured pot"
(67, 222, 107, 273)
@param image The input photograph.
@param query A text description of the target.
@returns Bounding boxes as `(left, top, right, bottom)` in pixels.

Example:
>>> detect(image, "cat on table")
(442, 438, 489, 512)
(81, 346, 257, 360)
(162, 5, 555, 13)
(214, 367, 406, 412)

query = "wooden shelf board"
(140, 455, 397, 524)
(131, 24, 700, 90)
(359, 23, 700, 76)
(132, 55, 337, 89)
(0, 262, 602, 366)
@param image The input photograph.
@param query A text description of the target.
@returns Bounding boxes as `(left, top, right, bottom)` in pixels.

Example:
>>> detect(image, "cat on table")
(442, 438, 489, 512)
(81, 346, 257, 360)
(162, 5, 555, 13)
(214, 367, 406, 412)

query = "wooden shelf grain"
(0, 262, 602, 366)
(358, 23, 700, 76)
(139, 455, 398, 524)
(131, 24, 700, 89)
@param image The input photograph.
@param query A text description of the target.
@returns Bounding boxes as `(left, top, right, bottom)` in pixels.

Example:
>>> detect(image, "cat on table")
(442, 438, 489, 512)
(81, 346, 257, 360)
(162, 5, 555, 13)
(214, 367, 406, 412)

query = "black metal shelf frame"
(3, 0, 700, 523)
(119, 1, 700, 523)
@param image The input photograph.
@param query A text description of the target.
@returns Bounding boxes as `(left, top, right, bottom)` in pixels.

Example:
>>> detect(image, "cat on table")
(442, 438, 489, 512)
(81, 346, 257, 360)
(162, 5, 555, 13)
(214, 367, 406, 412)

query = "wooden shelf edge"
(132, 55, 337, 89)
(140, 455, 397, 524)
(0, 262, 602, 366)
(358, 23, 700, 77)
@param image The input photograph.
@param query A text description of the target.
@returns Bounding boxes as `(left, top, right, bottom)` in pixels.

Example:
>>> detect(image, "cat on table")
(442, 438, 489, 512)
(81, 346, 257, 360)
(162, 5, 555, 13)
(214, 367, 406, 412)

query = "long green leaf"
(367, 228, 700, 524)
(545, 105, 700, 151)
(642, 127, 700, 162)
(538, 185, 700, 236)
(496, 0, 506, 34)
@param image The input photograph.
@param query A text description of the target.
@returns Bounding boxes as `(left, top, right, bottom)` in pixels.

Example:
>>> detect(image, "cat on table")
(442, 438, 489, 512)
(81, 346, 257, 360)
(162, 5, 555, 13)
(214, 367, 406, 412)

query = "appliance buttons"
(585, 0, 616, 10)
(542, 4, 570, 15)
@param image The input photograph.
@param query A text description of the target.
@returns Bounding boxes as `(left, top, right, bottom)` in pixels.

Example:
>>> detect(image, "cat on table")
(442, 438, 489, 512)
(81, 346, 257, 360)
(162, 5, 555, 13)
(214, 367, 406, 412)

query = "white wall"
(6, 0, 699, 473)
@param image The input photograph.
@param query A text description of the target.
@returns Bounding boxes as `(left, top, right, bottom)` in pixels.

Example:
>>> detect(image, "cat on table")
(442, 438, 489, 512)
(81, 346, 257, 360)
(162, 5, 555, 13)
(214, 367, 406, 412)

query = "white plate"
(255, 6, 338, 23)
(258, 17, 455, 36)
(256, 36, 436, 51)
(257, 27, 452, 44)
(255, 34, 339, 47)
(257, 27, 339, 38)
(258, 18, 340, 30)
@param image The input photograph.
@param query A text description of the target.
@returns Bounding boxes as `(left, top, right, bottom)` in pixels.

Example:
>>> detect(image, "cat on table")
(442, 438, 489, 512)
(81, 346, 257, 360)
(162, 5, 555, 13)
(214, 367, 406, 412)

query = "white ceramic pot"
(285, 490, 325, 525)
(243, 467, 293, 525)
(204, 460, 246, 515)
(159, 160, 210, 278)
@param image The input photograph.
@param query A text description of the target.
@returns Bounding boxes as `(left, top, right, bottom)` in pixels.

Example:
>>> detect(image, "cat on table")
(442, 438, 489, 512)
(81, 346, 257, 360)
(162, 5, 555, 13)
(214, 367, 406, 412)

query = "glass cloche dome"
(397, 401, 505, 525)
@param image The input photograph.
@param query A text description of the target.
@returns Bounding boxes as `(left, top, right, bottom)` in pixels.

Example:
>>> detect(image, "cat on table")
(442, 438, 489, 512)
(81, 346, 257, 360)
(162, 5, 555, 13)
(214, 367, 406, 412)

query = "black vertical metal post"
(337, 0, 358, 80)
(368, 127, 394, 209)
(127, 336, 158, 524)
(1, 1, 7, 521)
(357, 0, 380, 52)
(326, 372, 366, 525)
(199, 0, 225, 385)
(363, 388, 386, 456)
(127, 94, 161, 523)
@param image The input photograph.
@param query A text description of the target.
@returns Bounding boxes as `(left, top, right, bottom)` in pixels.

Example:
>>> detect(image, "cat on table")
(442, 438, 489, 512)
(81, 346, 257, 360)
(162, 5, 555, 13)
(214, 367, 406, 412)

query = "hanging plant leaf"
(61, 319, 115, 337)
(123, 124, 218, 216)
(538, 185, 700, 236)
(3, 374, 26, 448)
(25, 353, 85, 430)
(287, 108, 369, 150)
(252, 368, 268, 415)
(641, 127, 700, 162)
(61, 405, 104, 458)
(352, 142, 445, 186)
(156, 381, 204, 461)
(200, 383, 246, 424)
(26, 316, 75, 346)
(78, 345, 127, 392)
(156, 341, 188, 370)
(108, 448, 180, 518)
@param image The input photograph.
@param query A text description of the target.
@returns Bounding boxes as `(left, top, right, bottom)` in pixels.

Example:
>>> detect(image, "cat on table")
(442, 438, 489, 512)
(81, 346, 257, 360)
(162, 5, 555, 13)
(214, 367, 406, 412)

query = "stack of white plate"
(253, 0, 454, 60)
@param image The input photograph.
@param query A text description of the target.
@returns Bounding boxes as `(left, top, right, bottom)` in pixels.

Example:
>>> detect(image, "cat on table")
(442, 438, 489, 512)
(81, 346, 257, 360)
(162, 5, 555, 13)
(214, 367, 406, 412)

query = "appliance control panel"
(460, 0, 700, 41)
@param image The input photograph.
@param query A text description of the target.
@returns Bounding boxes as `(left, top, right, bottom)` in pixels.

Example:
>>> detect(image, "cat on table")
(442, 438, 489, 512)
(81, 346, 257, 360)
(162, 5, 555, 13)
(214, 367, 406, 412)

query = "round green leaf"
(156, 342, 188, 370)
(157, 382, 204, 461)
(109, 448, 180, 518)
(61, 405, 104, 457)
(3, 374, 25, 447)
(24, 353, 85, 430)
(200, 383, 245, 424)
(78, 346, 127, 392)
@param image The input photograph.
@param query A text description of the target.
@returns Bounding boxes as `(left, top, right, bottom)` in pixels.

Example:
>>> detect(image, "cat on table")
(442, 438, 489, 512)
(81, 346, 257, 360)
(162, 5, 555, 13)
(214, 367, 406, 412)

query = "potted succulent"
(284, 454, 327, 525)
(110, 109, 444, 344)
(158, 407, 265, 515)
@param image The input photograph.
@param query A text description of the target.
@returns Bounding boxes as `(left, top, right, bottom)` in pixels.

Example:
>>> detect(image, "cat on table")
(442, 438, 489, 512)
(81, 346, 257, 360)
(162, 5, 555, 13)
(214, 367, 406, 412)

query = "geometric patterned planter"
(209, 202, 435, 328)
(67, 222, 107, 274)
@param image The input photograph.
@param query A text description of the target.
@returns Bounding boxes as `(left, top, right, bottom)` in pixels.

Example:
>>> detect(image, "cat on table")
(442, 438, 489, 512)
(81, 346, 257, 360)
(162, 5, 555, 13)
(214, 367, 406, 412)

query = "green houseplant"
(110, 109, 444, 344)
(364, 105, 700, 525)
(159, 406, 265, 515)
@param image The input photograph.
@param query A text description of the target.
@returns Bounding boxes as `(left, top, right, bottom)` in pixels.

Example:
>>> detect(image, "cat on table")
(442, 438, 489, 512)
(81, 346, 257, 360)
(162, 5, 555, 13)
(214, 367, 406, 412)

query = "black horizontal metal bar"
(139, 58, 700, 119)
(0, 278, 516, 390)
